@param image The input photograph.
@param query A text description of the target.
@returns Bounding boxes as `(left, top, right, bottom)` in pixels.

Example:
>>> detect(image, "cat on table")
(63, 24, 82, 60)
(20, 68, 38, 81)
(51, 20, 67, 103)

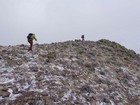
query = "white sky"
(0, 0, 140, 53)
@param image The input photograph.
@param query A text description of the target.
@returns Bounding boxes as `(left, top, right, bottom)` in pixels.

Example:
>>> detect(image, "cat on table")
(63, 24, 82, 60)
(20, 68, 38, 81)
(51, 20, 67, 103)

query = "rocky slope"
(0, 39, 140, 105)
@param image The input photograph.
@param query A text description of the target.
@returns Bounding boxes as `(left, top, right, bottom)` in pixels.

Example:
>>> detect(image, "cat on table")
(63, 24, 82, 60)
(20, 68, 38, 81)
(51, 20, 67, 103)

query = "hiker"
(27, 33, 37, 51)
(81, 35, 85, 41)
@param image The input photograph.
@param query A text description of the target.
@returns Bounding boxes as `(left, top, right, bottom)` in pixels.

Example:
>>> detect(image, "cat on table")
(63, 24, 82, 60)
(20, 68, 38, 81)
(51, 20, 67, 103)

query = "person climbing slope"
(27, 33, 37, 51)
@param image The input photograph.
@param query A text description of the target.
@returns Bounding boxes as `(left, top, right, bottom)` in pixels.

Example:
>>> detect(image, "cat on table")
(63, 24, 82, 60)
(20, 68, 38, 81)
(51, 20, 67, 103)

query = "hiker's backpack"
(27, 33, 33, 39)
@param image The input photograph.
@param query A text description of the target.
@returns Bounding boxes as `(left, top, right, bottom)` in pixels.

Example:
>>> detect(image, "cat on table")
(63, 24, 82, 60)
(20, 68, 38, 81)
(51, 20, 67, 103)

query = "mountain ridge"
(0, 39, 140, 105)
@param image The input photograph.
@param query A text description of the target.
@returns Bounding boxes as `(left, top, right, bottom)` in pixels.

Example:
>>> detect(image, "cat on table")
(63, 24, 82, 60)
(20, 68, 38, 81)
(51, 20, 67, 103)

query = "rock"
(19, 44, 25, 47)
(0, 86, 8, 91)
(12, 87, 19, 94)
(29, 66, 39, 72)
(36, 100, 45, 105)
(1, 91, 10, 98)
(81, 85, 93, 93)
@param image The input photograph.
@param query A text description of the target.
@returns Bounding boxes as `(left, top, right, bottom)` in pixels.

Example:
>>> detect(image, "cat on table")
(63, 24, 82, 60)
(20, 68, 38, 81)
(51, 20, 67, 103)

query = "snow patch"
(0, 67, 13, 73)
(51, 64, 64, 71)
(120, 67, 129, 72)
(0, 78, 15, 84)
(8, 88, 21, 100)
(62, 90, 72, 101)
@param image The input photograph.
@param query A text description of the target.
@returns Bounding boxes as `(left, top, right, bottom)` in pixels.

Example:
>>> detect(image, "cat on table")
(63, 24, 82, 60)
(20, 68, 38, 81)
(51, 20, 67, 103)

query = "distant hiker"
(81, 35, 85, 41)
(27, 33, 37, 51)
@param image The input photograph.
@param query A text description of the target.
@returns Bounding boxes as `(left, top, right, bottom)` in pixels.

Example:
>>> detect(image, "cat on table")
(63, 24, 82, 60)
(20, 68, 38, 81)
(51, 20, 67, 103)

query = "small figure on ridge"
(81, 35, 85, 41)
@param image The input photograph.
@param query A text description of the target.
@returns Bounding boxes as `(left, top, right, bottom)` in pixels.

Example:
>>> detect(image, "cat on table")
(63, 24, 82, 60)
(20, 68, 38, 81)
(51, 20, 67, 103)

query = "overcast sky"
(0, 0, 140, 53)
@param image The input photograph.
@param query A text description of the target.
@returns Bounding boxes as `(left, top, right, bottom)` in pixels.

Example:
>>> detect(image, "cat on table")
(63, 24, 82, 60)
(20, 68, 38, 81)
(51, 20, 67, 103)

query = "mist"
(0, 0, 140, 53)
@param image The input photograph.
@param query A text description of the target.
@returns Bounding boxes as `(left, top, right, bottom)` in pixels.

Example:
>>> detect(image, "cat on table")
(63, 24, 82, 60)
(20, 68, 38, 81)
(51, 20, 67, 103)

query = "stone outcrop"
(0, 39, 139, 105)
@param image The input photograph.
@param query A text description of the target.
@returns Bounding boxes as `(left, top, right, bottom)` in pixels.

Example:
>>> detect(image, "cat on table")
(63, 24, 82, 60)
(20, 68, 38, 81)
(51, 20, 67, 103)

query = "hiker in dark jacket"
(27, 33, 37, 51)
(81, 35, 85, 41)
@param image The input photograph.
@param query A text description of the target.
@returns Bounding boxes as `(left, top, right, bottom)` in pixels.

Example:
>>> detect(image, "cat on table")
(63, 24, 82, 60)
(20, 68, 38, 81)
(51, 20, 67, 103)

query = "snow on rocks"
(0, 40, 140, 104)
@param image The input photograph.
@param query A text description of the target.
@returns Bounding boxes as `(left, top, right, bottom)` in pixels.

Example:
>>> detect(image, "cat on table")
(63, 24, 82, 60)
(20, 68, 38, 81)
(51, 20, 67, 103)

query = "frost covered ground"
(0, 39, 140, 105)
